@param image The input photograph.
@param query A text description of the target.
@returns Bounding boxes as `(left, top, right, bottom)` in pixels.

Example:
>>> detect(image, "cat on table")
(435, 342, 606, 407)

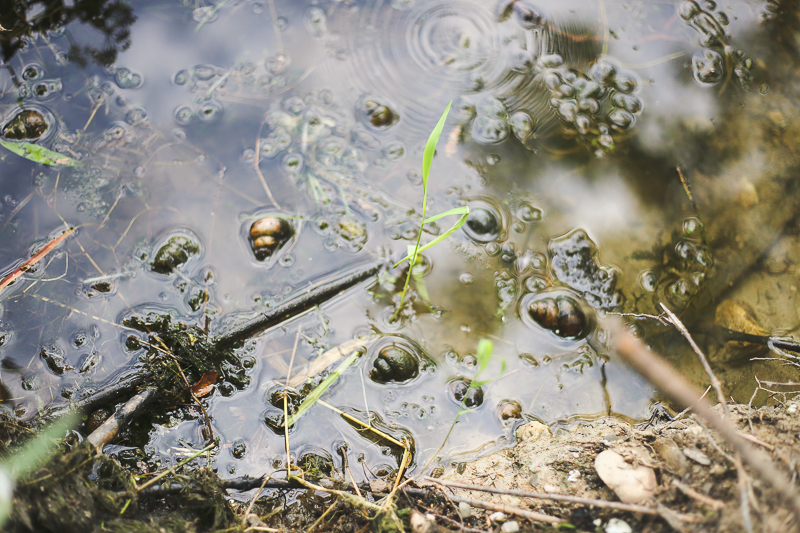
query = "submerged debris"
(150, 233, 201, 275)
(2, 109, 48, 140)
(549, 229, 622, 309)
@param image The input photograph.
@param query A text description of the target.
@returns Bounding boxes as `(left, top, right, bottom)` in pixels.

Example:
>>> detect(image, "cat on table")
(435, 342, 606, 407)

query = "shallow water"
(0, 0, 798, 483)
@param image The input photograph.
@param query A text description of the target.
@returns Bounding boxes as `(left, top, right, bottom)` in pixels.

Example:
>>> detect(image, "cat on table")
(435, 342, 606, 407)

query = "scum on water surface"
(0, 0, 798, 503)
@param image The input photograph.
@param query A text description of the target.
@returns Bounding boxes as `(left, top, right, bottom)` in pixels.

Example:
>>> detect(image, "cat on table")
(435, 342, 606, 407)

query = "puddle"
(0, 0, 798, 487)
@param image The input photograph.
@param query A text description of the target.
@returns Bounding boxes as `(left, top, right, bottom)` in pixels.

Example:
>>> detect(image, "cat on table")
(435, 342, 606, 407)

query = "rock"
(595, 449, 657, 503)
(683, 447, 711, 466)
(605, 518, 633, 533)
(501, 521, 520, 533)
(653, 437, 689, 475)
(410, 511, 446, 533)
(458, 502, 471, 519)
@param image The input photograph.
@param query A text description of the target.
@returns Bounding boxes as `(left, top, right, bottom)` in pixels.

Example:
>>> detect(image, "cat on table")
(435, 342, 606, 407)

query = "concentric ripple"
(327, 0, 526, 136)
(323, 0, 598, 142)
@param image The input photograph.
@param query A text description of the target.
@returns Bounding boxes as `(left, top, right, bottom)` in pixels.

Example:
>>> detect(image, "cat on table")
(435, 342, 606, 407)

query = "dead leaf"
(191, 371, 218, 398)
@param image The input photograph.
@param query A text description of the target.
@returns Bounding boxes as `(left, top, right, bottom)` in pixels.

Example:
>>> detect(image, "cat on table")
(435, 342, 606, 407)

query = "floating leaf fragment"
(0, 139, 79, 166)
(191, 371, 219, 398)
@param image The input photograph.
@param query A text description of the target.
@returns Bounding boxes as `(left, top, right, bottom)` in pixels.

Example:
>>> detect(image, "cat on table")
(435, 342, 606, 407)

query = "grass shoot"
(392, 102, 469, 320)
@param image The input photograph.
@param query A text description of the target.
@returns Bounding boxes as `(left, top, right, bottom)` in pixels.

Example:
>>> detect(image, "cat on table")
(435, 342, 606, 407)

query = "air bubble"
(459, 273, 474, 285)
(692, 49, 724, 85)
(125, 106, 147, 125)
(306, 7, 327, 36)
(283, 96, 305, 115)
(22, 64, 43, 80)
(173, 105, 195, 125)
(193, 64, 218, 81)
(510, 111, 535, 141)
(197, 100, 223, 122)
(517, 202, 542, 223)
(383, 141, 405, 161)
(115, 68, 144, 89)
(281, 153, 304, 173)
(607, 109, 634, 130)
(510, 49, 534, 73)
(174, 70, 189, 85)
(540, 54, 564, 68)
(683, 217, 703, 237)
(471, 115, 508, 145)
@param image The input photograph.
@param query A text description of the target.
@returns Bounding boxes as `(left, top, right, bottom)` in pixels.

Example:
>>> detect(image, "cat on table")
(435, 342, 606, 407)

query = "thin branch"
(425, 477, 658, 515)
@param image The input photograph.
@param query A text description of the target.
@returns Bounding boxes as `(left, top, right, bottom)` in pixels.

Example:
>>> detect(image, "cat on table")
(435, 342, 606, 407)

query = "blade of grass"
(392, 102, 451, 318)
(0, 139, 79, 166)
(393, 207, 469, 267)
(285, 350, 361, 427)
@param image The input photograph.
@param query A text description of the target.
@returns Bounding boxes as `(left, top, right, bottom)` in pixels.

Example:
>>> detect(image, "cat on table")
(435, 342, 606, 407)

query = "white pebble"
(489, 511, 507, 523)
(501, 520, 520, 533)
(606, 518, 633, 533)
(458, 501, 472, 519)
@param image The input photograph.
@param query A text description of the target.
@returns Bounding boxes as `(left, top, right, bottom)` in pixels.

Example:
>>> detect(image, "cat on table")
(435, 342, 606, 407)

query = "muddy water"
(0, 0, 798, 484)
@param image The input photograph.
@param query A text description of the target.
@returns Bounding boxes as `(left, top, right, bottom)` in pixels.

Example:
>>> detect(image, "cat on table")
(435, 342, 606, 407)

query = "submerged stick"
(213, 260, 383, 347)
(611, 320, 800, 523)
(42, 370, 153, 422)
(0, 226, 74, 294)
(87, 388, 157, 450)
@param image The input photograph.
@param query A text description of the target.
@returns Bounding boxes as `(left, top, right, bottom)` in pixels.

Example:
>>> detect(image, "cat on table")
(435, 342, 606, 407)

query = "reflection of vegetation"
(0, 0, 136, 66)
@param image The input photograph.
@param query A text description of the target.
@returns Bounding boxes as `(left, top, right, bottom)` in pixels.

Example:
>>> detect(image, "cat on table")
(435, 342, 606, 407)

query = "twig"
(173, 361, 215, 444)
(87, 388, 157, 450)
(43, 370, 153, 421)
(660, 304, 750, 528)
(284, 327, 302, 478)
(442, 493, 561, 524)
(611, 320, 800, 523)
(661, 304, 730, 418)
(427, 512, 488, 533)
(0, 226, 74, 294)
(424, 477, 658, 515)
(213, 261, 382, 346)
(672, 479, 725, 511)
(136, 443, 215, 492)
(241, 472, 273, 527)
(307, 496, 340, 533)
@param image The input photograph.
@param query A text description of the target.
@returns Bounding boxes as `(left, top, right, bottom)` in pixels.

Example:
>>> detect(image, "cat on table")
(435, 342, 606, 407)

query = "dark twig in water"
(213, 260, 383, 347)
(87, 388, 157, 450)
(713, 326, 800, 354)
(611, 319, 800, 523)
(424, 477, 658, 515)
(42, 370, 153, 422)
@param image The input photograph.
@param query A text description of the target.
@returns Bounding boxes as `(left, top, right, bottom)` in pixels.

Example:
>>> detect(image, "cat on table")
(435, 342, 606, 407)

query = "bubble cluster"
(548, 229, 622, 309)
(679, 0, 754, 89)
(543, 59, 643, 156)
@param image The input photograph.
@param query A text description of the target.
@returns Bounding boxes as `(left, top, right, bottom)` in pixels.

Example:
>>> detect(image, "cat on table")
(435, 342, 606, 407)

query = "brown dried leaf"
(191, 371, 218, 398)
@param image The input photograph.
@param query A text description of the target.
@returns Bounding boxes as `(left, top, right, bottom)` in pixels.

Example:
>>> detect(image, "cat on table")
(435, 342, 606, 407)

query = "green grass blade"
(285, 350, 361, 427)
(422, 102, 452, 189)
(0, 139, 79, 167)
(393, 207, 469, 267)
(475, 339, 494, 376)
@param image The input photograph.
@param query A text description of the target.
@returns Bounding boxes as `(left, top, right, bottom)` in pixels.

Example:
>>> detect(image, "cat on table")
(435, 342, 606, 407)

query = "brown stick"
(425, 477, 658, 515)
(0, 227, 74, 293)
(87, 388, 156, 450)
(611, 321, 800, 523)
(442, 493, 561, 524)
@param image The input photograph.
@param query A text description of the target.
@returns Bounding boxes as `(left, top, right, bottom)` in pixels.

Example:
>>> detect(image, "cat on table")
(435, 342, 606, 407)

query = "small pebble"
(605, 518, 633, 533)
(683, 447, 711, 466)
(489, 511, 507, 523)
(567, 469, 581, 482)
(501, 521, 520, 533)
(788, 403, 797, 414)
(458, 501, 472, 519)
